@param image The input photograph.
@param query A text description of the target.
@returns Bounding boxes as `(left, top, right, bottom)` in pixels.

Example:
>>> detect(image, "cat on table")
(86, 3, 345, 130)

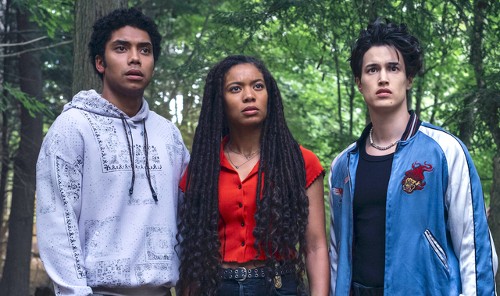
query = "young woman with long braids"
(177, 55, 329, 296)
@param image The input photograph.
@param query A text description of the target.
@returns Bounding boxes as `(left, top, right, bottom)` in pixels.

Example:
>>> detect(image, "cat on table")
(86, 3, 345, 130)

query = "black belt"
(351, 282, 384, 296)
(219, 265, 295, 281)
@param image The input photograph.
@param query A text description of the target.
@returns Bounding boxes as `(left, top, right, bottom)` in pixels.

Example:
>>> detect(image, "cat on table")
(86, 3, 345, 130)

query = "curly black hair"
(177, 55, 309, 295)
(350, 18, 423, 80)
(88, 7, 162, 79)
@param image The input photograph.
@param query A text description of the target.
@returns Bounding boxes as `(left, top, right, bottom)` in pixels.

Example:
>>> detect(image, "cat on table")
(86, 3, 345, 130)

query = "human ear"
(356, 77, 362, 92)
(406, 76, 413, 90)
(95, 55, 105, 74)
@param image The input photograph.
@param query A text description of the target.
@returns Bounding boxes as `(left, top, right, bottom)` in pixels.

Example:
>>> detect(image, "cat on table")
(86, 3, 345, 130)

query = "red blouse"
(179, 139, 324, 263)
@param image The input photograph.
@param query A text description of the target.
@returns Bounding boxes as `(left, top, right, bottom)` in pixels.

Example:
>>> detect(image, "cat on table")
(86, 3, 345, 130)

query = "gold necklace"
(226, 150, 259, 169)
(227, 142, 260, 160)
(369, 127, 399, 151)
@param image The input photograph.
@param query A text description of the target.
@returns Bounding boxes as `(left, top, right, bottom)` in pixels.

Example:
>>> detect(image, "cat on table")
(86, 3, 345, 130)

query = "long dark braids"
(177, 55, 309, 295)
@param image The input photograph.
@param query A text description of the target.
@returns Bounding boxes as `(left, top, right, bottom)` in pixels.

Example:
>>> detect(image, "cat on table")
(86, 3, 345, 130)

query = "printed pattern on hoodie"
(36, 90, 189, 295)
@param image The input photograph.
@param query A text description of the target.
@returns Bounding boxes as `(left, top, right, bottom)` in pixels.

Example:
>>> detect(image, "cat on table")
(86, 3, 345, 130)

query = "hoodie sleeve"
(36, 113, 93, 296)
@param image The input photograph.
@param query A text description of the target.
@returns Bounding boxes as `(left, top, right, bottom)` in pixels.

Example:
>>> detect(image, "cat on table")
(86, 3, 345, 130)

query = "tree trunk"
(413, 74, 424, 117)
(348, 80, 355, 137)
(0, 0, 14, 246)
(466, 0, 500, 286)
(459, 0, 486, 147)
(0, 109, 13, 256)
(489, 154, 500, 287)
(72, 0, 127, 94)
(332, 40, 343, 136)
(0, 8, 43, 295)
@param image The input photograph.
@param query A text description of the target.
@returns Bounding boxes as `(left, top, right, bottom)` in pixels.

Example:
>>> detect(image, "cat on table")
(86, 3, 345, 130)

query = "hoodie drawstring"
(120, 114, 136, 196)
(142, 119, 158, 203)
(120, 114, 158, 203)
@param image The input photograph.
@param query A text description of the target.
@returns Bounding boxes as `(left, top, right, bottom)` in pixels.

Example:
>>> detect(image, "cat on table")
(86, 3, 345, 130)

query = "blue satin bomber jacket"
(328, 113, 498, 296)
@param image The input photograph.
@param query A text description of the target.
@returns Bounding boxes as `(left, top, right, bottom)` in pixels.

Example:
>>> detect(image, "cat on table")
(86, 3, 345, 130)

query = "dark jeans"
(216, 274, 304, 296)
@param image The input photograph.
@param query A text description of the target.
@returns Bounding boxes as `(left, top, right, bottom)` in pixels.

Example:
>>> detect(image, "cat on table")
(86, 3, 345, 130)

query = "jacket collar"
(356, 110, 421, 148)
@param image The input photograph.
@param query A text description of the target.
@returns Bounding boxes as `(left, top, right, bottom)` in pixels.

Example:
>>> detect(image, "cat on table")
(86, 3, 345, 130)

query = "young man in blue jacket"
(329, 19, 497, 295)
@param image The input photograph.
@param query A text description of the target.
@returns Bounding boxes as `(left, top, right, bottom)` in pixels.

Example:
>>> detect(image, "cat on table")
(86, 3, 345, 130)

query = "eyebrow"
(364, 61, 400, 68)
(110, 40, 152, 47)
(225, 78, 265, 86)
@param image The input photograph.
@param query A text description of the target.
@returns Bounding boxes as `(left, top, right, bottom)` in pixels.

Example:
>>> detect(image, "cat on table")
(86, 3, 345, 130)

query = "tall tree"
(71, 0, 127, 94)
(491, 139, 500, 285)
(0, 0, 15, 244)
(472, 0, 500, 286)
(0, 7, 43, 295)
(458, 0, 483, 147)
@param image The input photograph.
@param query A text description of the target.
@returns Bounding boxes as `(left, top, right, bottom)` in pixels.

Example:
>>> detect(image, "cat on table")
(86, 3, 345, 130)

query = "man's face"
(356, 45, 413, 114)
(95, 26, 154, 101)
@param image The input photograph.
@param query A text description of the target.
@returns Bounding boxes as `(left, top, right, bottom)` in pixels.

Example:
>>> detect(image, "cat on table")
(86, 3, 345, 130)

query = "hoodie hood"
(63, 89, 149, 121)
(63, 89, 157, 202)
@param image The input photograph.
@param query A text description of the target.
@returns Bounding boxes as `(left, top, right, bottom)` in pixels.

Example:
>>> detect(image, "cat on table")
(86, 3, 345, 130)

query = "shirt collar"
(219, 136, 260, 180)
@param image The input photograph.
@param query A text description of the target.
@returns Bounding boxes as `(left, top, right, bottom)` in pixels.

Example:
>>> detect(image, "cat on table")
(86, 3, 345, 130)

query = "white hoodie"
(36, 90, 189, 295)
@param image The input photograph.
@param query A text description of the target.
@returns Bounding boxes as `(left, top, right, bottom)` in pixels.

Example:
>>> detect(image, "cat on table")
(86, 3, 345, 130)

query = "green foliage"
(123, 1, 500, 202)
(27, 0, 499, 202)
(14, 0, 73, 38)
(2, 83, 53, 118)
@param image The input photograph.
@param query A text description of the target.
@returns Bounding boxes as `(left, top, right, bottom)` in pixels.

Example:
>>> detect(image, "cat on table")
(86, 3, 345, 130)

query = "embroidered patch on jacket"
(401, 161, 433, 194)
(332, 187, 343, 196)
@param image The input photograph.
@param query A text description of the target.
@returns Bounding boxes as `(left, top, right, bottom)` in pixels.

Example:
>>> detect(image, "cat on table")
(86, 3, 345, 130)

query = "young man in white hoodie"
(36, 8, 189, 296)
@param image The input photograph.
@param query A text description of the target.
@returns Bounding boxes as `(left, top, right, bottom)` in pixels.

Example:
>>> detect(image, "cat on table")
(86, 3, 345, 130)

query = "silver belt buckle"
(235, 267, 247, 281)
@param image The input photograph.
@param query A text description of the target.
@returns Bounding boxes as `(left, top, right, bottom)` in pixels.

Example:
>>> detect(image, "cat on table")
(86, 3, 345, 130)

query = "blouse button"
(241, 241, 245, 246)
(238, 184, 242, 189)
(238, 202, 243, 208)
(241, 222, 245, 227)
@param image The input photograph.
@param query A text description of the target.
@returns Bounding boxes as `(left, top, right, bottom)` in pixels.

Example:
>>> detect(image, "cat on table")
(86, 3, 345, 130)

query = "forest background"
(0, 0, 498, 295)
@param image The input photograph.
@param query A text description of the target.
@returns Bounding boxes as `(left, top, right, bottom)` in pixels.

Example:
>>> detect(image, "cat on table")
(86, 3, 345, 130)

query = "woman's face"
(223, 63, 268, 130)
